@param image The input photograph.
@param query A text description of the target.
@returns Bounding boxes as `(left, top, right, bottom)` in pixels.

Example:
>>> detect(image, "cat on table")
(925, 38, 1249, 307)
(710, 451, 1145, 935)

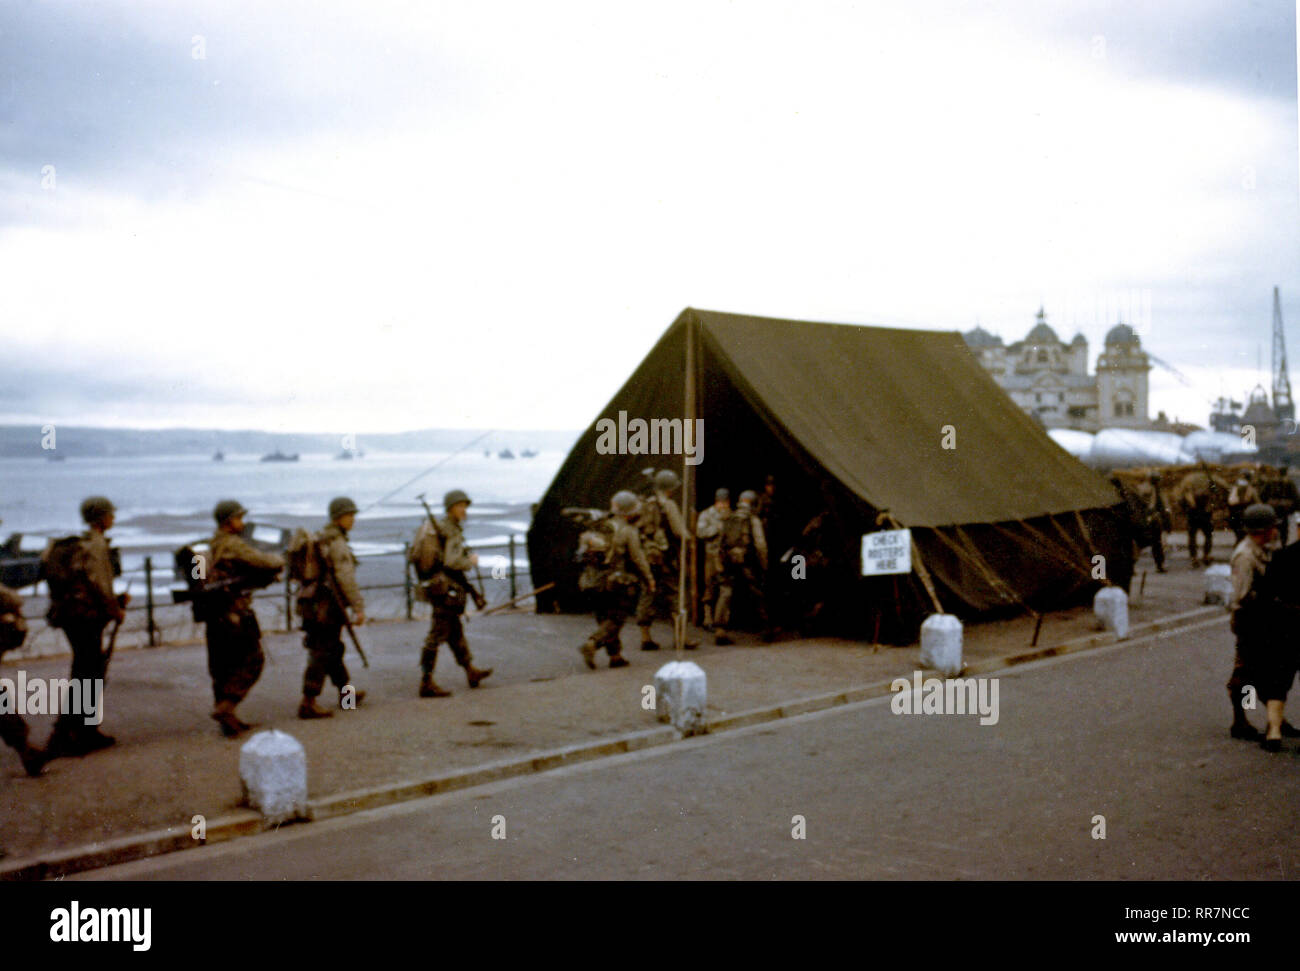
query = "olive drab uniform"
(300, 522, 363, 701)
(582, 517, 653, 664)
(0, 583, 45, 775)
(713, 506, 771, 642)
(1227, 478, 1260, 543)
(1133, 479, 1171, 571)
(634, 490, 687, 634)
(205, 531, 283, 710)
(1260, 471, 1299, 547)
(410, 514, 487, 686)
(696, 505, 728, 626)
(1176, 471, 1221, 566)
(43, 529, 123, 752)
(1227, 532, 1274, 732)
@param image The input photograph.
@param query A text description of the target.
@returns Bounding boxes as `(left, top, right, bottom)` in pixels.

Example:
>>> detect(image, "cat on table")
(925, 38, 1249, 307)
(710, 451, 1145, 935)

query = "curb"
(0, 604, 1227, 881)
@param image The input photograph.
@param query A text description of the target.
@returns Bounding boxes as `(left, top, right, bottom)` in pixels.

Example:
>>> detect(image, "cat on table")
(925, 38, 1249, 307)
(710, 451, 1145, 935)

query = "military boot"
(579, 640, 598, 669)
(639, 625, 660, 651)
(466, 665, 493, 689)
(19, 743, 47, 778)
(210, 700, 245, 738)
(298, 696, 334, 719)
(609, 654, 630, 669)
(419, 673, 451, 698)
(1229, 708, 1261, 741)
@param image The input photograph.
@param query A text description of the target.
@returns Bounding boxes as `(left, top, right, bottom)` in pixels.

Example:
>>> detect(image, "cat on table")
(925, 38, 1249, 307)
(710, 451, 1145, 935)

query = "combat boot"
(210, 701, 245, 738)
(19, 744, 47, 778)
(579, 640, 598, 669)
(714, 631, 734, 646)
(419, 673, 451, 698)
(466, 665, 493, 689)
(609, 654, 630, 669)
(1229, 711, 1261, 741)
(298, 696, 334, 719)
(639, 625, 660, 651)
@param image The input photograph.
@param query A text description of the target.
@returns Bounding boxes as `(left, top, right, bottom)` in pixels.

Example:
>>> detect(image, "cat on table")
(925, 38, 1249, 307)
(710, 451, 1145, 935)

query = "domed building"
(962, 308, 1151, 432)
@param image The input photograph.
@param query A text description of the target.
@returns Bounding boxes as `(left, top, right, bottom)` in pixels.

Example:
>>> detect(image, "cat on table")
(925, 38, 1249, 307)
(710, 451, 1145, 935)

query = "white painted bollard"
(1093, 586, 1129, 639)
(919, 613, 963, 677)
(1203, 564, 1233, 605)
(239, 729, 309, 826)
(654, 661, 708, 736)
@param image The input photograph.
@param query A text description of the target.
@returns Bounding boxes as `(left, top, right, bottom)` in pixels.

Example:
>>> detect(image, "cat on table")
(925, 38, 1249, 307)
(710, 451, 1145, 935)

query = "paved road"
(84, 618, 1298, 880)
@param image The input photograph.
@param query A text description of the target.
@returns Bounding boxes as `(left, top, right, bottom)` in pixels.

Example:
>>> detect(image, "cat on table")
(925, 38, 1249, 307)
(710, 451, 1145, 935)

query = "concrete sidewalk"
(0, 550, 1227, 877)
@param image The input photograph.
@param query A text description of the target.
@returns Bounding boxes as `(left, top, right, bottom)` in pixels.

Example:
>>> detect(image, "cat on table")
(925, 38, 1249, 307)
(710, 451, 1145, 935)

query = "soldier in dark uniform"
(580, 490, 654, 669)
(634, 469, 696, 650)
(1132, 474, 1171, 572)
(298, 497, 367, 719)
(0, 581, 46, 776)
(713, 490, 773, 645)
(1260, 464, 1299, 547)
(408, 489, 493, 697)
(205, 500, 284, 736)
(1176, 471, 1222, 567)
(43, 496, 127, 756)
(1225, 503, 1300, 745)
(1226, 472, 1260, 544)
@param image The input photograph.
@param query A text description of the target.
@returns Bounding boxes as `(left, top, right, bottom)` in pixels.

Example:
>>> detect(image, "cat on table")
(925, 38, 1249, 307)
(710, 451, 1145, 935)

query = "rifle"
(414, 493, 486, 610)
(102, 578, 131, 673)
(316, 540, 369, 669)
(470, 582, 556, 620)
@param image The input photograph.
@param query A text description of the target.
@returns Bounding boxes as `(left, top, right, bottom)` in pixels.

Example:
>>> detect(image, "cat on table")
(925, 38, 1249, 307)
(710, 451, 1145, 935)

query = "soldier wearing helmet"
(634, 469, 697, 651)
(407, 488, 493, 697)
(695, 488, 732, 630)
(712, 489, 772, 645)
(1225, 502, 1299, 748)
(298, 496, 367, 719)
(579, 490, 654, 670)
(203, 499, 284, 736)
(42, 496, 127, 757)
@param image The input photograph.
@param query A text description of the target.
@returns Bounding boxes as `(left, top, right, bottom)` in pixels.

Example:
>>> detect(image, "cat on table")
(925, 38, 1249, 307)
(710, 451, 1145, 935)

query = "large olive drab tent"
(527, 308, 1133, 642)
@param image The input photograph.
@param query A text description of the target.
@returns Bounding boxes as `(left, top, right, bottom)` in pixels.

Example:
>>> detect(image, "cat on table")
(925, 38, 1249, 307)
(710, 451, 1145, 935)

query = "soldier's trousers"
(206, 611, 265, 706)
(714, 565, 768, 632)
(55, 619, 110, 736)
(0, 713, 30, 753)
(422, 607, 472, 672)
(301, 620, 351, 698)
(635, 563, 679, 627)
(589, 587, 637, 656)
(1141, 524, 1165, 569)
(1187, 514, 1213, 561)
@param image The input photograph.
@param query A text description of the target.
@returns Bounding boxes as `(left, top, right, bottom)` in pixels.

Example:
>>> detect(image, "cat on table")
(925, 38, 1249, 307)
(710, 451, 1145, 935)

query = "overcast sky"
(1, 0, 1297, 432)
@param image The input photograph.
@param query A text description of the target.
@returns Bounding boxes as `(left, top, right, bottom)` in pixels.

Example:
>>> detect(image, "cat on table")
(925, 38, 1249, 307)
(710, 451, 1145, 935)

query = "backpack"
(174, 542, 215, 623)
(40, 535, 98, 628)
(576, 518, 616, 592)
(721, 511, 753, 565)
(287, 528, 323, 586)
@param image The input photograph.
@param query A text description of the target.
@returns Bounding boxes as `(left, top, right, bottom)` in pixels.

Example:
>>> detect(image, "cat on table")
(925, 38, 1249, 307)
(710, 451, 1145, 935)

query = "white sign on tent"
(861, 528, 911, 576)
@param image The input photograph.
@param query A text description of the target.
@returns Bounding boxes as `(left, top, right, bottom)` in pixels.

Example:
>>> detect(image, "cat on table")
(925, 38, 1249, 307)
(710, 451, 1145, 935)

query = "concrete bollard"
(654, 661, 708, 736)
(1203, 564, 1233, 605)
(919, 614, 963, 677)
(1093, 586, 1129, 639)
(239, 729, 309, 826)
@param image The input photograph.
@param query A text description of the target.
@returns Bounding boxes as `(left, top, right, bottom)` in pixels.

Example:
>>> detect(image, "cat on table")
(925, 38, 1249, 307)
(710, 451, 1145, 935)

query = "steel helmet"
(213, 499, 248, 524)
(1243, 503, 1279, 531)
(611, 490, 640, 516)
(444, 489, 472, 510)
(653, 469, 680, 491)
(328, 496, 359, 520)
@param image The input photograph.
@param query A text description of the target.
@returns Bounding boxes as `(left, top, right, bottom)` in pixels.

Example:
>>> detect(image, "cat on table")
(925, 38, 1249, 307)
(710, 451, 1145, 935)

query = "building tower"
(1272, 285, 1294, 422)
